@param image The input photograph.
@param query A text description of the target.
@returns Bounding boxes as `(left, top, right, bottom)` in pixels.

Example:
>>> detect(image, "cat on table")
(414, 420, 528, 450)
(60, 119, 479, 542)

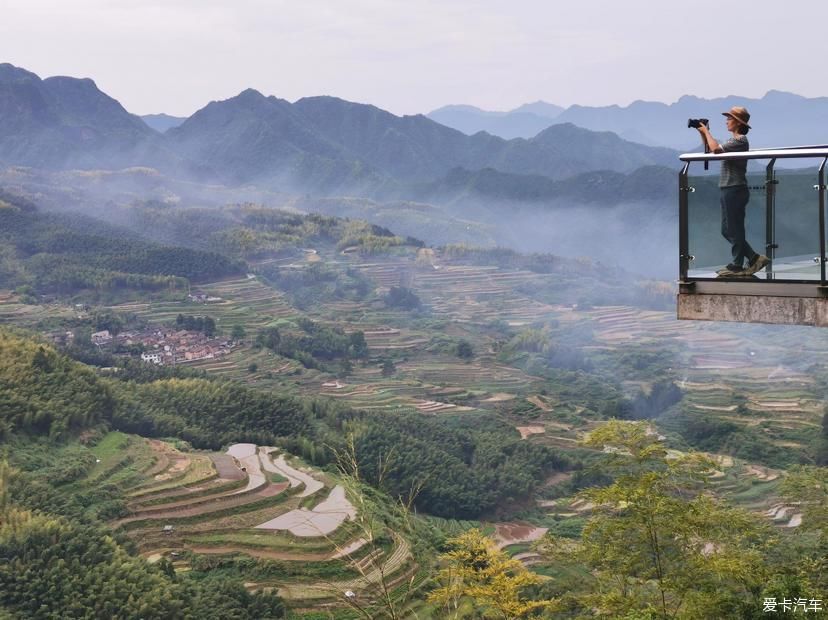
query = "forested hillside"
(0, 331, 308, 443)
(124, 201, 422, 260)
(0, 193, 244, 296)
(0, 329, 567, 519)
(0, 63, 177, 171)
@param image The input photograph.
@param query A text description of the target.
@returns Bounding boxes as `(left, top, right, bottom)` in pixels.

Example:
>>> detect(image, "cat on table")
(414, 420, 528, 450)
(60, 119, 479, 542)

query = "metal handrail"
(752, 144, 828, 152)
(680, 147, 828, 162)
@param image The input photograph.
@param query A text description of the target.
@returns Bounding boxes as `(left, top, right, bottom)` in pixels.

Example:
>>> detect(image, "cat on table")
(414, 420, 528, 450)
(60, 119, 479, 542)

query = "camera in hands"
(687, 118, 709, 129)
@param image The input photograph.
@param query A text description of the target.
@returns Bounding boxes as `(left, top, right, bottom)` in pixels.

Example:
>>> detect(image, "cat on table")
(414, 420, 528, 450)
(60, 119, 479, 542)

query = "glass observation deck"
(678, 146, 828, 325)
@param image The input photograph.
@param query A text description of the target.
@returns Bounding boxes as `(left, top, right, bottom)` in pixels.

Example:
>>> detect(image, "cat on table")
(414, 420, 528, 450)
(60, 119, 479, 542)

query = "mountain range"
(429, 92, 828, 149)
(427, 102, 563, 140)
(0, 63, 677, 195)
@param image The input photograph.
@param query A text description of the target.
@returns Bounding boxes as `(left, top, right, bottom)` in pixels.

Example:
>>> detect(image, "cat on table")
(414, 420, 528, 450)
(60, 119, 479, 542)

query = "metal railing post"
(765, 159, 776, 276)
(679, 162, 691, 281)
(819, 157, 827, 286)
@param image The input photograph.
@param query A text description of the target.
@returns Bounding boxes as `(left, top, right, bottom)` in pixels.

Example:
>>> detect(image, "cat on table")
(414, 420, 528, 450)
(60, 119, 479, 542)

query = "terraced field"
(0, 290, 74, 326)
(108, 276, 297, 335)
(90, 248, 827, 452)
(62, 432, 418, 611)
(534, 449, 796, 553)
(569, 305, 828, 449)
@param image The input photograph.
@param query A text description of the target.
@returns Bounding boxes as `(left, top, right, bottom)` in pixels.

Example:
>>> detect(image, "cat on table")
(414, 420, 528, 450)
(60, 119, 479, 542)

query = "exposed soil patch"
(569, 499, 595, 512)
(712, 455, 734, 468)
(414, 399, 456, 413)
(210, 454, 245, 480)
(543, 472, 572, 487)
(526, 395, 552, 411)
(516, 426, 545, 440)
(154, 454, 190, 481)
(744, 464, 779, 482)
(492, 522, 548, 549)
(483, 392, 516, 402)
(692, 404, 738, 412)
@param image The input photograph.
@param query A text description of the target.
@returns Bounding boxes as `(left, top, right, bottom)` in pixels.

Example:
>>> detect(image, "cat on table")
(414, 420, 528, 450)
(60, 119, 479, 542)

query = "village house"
(91, 330, 113, 346)
(112, 325, 235, 365)
(184, 345, 214, 361)
(187, 293, 222, 303)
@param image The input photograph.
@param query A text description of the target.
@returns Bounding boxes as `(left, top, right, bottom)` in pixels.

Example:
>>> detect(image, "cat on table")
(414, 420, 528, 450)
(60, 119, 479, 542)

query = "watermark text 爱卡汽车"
(763, 598, 823, 613)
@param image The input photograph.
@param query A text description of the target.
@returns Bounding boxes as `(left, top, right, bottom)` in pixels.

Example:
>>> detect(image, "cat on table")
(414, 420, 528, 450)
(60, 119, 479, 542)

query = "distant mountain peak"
(234, 87, 267, 101)
(762, 89, 806, 101)
(533, 122, 614, 142)
(0, 63, 41, 83)
(430, 104, 489, 114)
(295, 95, 386, 115)
(44, 75, 97, 88)
(511, 100, 563, 118)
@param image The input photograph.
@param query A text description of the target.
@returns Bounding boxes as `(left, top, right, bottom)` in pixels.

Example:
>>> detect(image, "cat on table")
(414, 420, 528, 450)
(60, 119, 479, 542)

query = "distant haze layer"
(428, 92, 828, 150)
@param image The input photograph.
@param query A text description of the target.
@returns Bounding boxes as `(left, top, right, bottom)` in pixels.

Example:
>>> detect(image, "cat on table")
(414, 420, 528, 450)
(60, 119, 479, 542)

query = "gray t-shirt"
(719, 135, 749, 187)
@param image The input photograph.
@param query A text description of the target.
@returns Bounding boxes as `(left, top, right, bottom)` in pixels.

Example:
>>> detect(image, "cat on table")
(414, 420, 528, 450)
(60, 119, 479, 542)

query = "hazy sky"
(2, 0, 826, 117)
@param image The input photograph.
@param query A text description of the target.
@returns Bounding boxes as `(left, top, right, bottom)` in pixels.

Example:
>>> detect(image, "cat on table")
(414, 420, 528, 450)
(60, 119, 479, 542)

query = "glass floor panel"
(688, 254, 823, 281)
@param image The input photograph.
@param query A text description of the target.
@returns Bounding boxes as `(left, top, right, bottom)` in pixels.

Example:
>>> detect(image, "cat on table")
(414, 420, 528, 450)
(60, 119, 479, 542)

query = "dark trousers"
(720, 185, 756, 267)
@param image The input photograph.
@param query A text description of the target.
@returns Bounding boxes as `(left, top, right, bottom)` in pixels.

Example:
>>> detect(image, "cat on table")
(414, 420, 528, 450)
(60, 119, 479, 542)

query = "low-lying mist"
(467, 200, 677, 279)
(0, 166, 678, 280)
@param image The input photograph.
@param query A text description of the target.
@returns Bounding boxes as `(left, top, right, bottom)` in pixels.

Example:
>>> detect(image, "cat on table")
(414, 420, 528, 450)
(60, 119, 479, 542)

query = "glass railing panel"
(686, 168, 768, 279)
(768, 168, 822, 281)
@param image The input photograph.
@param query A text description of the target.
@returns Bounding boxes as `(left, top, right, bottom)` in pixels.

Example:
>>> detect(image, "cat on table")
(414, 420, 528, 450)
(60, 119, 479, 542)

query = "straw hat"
(722, 106, 751, 129)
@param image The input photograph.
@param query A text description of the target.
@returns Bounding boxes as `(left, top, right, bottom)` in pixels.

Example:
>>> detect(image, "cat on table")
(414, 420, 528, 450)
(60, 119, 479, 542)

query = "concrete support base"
(677, 294, 828, 327)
